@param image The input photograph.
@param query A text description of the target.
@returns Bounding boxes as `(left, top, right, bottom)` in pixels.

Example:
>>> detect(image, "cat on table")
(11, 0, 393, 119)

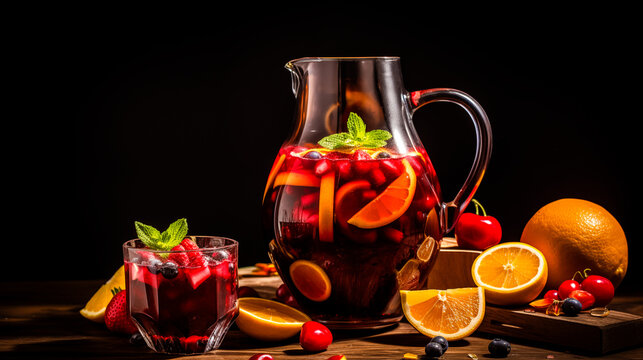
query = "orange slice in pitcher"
(273, 171, 321, 188)
(348, 158, 416, 229)
(401, 287, 485, 341)
(318, 171, 335, 242)
(289, 260, 332, 302)
(262, 154, 286, 203)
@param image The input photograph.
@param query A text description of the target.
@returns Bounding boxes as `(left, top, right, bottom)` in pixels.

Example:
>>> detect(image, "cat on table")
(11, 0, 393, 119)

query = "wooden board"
(1, 280, 642, 359)
(478, 304, 643, 355)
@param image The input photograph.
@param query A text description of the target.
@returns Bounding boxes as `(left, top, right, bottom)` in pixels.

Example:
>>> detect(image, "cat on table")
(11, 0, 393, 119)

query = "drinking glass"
(123, 236, 238, 354)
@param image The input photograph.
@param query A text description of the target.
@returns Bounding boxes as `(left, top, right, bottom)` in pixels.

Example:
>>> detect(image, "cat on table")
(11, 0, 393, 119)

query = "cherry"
(543, 289, 560, 300)
(557, 279, 581, 299)
(455, 199, 502, 250)
(569, 289, 595, 310)
(326, 356, 347, 360)
(299, 321, 333, 352)
(238, 286, 260, 298)
(276, 283, 292, 300)
(581, 275, 614, 307)
(248, 354, 273, 360)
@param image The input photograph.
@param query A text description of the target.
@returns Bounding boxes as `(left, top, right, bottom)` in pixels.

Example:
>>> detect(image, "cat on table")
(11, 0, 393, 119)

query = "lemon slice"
(80, 265, 126, 322)
(401, 287, 485, 341)
(236, 297, 311, 342)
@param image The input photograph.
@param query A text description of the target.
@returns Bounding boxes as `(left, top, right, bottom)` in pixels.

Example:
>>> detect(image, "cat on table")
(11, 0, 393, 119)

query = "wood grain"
(1, 278, 642, 359)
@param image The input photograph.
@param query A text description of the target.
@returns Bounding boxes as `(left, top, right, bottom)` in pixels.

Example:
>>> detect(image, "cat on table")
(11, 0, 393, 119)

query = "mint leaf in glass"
(318, 112, 392, 150)
(134, 218, 188, 251)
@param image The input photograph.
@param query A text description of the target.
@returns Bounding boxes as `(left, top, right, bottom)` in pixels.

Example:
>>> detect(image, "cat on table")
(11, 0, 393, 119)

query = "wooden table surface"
(1, 277, 641, 360)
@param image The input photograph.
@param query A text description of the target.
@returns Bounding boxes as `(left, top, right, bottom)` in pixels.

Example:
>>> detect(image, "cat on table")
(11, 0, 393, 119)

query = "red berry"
(238, 286, 260, 298)
(558, 279, 581, 299)
(327, 356, 347, 360)
(276, 283, 292, 301)
(568, 289, 596, 310)
(249, 354, 273, 360)
(314, 159, 333, 176)
(168, 244, 189, 266)
(180, 237, 200, 250)
(300, 321, 333, 352)
(543, 289, 560, 300)
(580, 275, 614, 307)
(104, 289, 138, 334)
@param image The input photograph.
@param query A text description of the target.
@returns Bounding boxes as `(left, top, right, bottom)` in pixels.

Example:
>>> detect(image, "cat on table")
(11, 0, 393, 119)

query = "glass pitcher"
(261, 57, 491, 329)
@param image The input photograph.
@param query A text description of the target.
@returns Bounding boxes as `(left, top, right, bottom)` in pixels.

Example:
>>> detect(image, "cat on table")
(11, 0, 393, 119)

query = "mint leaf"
(347, 112, 366, 140)
(317, 112, 393, 150)
(135, 221, 162, 249)
(359, 139, 388, 148)
(365, 129, 392, 141)
(134, 218, 188, 251)
(160, 218, 188, 250)
(318, 133, 353, 150)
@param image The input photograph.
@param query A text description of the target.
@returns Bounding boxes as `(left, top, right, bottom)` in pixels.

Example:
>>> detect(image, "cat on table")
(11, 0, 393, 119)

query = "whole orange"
(520, 198, 628, 289)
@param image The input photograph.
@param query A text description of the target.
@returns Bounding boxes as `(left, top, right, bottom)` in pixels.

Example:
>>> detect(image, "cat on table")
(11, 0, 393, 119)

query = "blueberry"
(304, 151, 322, 159)
(562, 297, 582, 315)
(430, 335, 449, 352)
(425, 341, 444, 358)
(488, 338, 511, 358)
(160, 261, 179, 279)
(147, 259, 163, 275)
(129, 332, 144, 346)
(376, 151, 391, 159)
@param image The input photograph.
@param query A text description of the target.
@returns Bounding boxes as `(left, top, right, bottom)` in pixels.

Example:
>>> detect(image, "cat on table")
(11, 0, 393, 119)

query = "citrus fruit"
(273, 171, 321, 188)
(520, 198, 628, 289)
(471, 242, 548, 306)
(80, 265, 126, 322)
(348, 158, 417, 229)
(318, 172, 335, 242)
(236, 297, 311, 342)
(334, 180, 378, 243)
(400, 287, 485, 341)
(289, 260, 332, 302)
(262, 154, 286, 203)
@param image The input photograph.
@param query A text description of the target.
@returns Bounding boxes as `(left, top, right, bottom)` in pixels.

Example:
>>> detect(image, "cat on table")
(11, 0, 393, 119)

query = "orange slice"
(236, 297, 311, 341)
(471, 242, 548, 306)
(348, 158, 416, 229)
(80, 265, 126, 322)
(400, 287, 485, 341)
(273, 171, 321, 188)
(318, 171, 335, 242)
(263, 154, 286, 203)
(289, 259, 332, 302)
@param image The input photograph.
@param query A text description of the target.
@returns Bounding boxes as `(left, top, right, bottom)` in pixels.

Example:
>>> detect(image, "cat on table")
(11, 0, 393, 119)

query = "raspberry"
(168, 245, 189, 266)
(181, 238, 206, 267)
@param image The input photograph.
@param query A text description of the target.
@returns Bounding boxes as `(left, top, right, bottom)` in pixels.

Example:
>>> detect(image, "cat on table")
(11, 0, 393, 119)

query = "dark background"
(9, 8, 640, 293)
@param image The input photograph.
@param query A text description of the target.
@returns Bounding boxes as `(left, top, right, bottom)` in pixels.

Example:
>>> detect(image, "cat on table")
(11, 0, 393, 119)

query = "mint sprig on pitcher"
(135, 218, 188, 251)
(318, 112, 392, 150)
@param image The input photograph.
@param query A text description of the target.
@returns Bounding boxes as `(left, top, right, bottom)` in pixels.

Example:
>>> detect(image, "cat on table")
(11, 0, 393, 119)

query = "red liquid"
(125, 253, 238, 354)
(262, 146, 442, 327)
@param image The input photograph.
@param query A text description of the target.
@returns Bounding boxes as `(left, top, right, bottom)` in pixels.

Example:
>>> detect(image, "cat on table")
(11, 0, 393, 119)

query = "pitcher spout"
(285, 60, 304, 98)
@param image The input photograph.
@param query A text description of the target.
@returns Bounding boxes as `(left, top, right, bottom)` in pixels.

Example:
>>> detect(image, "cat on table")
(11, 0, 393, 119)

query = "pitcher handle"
(409, 88, 492, 234)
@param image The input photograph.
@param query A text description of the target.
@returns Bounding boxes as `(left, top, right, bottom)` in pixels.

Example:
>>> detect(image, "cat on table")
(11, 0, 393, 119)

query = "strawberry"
(104, 288, 138, 335)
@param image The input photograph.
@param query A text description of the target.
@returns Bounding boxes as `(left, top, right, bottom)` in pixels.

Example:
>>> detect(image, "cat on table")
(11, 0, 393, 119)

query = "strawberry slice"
(185, 266, 211, 290)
